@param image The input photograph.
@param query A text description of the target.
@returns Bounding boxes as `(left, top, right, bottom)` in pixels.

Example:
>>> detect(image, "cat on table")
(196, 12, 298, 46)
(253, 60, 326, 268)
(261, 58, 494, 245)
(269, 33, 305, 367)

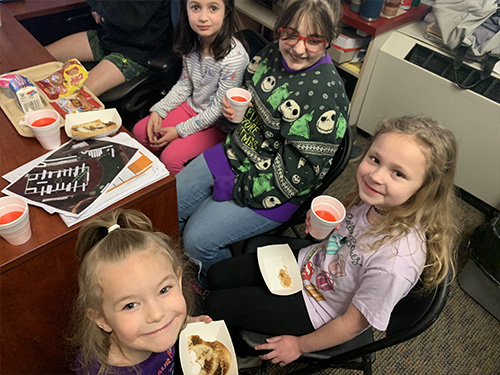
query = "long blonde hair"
(70, 209, 194, 375)
(344, 116, 459, 290)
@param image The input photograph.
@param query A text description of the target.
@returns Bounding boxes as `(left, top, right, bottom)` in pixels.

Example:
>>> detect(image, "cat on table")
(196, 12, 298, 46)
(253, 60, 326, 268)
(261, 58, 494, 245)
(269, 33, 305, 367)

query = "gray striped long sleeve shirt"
(150, 37, 249, 137)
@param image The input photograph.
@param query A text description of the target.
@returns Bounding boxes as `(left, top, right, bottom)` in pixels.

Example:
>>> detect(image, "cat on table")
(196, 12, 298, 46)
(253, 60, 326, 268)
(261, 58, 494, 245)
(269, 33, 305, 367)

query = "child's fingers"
(222, 106, 234, 121)
(147, 120, 157, 143)
(186, 315, 213, 324)
(305, 210, 312, 233)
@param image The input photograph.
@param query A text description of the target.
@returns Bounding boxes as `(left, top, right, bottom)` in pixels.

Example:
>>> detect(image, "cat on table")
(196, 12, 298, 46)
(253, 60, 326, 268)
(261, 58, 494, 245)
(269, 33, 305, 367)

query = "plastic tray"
(0, 62, 104, 138)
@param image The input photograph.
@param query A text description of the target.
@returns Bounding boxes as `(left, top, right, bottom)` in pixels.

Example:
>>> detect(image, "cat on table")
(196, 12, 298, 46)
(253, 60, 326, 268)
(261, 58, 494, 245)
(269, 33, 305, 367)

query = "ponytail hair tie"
(108, 224, 120, 233)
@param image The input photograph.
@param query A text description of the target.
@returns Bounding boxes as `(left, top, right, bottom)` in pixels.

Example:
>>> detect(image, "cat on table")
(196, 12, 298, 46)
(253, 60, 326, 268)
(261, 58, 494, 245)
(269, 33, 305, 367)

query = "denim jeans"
(176, 154, 281, 287)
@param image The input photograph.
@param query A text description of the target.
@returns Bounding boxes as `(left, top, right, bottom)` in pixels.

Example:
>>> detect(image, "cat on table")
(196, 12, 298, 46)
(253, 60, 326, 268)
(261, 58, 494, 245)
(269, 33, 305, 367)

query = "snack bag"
(35, 59, 88, 100)
(0, 73, 17, 98)
(50, 89, 102, 116)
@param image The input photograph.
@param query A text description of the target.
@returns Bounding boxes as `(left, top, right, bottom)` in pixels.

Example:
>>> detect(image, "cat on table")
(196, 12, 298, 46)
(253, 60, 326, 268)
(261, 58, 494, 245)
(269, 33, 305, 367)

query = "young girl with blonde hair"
(341, 115, 459, 289)
(71, 209, 210, 375)
(205, 115, 459, 366)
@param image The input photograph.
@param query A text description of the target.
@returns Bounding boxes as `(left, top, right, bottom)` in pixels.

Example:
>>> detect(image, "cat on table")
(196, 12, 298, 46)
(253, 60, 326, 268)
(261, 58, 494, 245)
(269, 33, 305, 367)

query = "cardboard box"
(329, 46, 358, 64)
(332, 28, 370, 51)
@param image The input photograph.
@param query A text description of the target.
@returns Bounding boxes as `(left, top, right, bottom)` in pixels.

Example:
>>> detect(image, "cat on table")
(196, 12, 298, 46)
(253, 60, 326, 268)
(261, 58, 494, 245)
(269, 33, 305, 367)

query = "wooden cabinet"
(0, 8, 180, 373)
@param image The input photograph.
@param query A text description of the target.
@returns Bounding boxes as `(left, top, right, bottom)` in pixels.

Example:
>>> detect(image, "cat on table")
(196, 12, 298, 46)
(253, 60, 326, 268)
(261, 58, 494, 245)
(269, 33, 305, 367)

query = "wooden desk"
(1, 0, 87, 21)
(0, 10, 179, 374)
(0, 4, 55, 72)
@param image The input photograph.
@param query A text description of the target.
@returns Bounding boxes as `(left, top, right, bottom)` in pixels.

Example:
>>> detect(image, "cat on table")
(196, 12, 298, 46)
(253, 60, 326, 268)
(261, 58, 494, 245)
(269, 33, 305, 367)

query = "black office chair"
(93, 49, 182, 128)
(235, 29, 269, 58)
(237, 234, 451, 375)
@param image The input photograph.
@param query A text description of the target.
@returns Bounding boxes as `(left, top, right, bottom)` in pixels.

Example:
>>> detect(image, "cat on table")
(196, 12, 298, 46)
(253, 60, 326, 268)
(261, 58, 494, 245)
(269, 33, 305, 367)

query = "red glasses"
(279, 28, 330, 52)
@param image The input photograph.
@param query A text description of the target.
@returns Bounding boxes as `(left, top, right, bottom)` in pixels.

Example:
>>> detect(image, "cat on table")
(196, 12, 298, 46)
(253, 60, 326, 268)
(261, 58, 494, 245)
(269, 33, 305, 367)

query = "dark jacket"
(87, 0, 173, 66)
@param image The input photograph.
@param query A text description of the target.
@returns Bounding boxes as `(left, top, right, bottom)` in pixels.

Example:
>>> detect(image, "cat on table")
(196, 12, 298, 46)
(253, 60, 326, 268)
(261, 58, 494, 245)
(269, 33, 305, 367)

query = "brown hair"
(274, 0, 342, 44)
(174, 0, 242, 60)
(344, 115, 459, 290)
(70, 209, 195, 375)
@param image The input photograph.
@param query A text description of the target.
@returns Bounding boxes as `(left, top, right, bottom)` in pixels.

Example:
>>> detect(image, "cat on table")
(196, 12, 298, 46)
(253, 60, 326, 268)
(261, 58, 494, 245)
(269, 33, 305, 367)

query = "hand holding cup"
(308, 195, 346, 240)
(226, 87, 251, 123)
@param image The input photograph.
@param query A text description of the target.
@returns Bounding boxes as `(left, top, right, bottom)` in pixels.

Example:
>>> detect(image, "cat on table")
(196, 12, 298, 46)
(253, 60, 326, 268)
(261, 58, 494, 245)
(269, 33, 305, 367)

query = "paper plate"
(179, 320, 238, 375)
(65, 108, 122, 140)
(257, 243, 302, 296)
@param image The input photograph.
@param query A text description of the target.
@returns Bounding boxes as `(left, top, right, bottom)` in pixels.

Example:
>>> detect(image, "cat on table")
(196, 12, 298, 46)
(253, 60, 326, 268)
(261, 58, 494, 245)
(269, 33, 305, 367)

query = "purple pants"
(133, 101, 227, 174)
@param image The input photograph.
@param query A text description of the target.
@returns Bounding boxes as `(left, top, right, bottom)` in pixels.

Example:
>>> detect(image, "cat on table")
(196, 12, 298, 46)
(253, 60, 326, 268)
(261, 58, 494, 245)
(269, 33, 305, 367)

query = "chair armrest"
(148, 50, 181, 72)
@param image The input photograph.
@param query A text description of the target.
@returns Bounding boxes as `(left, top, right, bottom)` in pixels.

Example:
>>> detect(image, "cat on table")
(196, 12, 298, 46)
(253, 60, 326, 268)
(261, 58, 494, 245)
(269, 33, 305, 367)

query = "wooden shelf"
(235, 0, 277, 30)
(340, 3, 431, 36)
(1, 0, 88, 20)
(338, 61, 362, 77)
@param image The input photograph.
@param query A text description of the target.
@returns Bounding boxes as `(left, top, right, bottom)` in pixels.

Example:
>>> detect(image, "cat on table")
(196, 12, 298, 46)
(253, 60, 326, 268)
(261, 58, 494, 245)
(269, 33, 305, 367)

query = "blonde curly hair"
(344, 115, 459, 290)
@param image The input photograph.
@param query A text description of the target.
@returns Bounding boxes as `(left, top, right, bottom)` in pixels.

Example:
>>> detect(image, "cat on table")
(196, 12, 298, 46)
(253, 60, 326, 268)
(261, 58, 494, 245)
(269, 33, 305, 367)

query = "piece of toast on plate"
(188, 334, 231, 375)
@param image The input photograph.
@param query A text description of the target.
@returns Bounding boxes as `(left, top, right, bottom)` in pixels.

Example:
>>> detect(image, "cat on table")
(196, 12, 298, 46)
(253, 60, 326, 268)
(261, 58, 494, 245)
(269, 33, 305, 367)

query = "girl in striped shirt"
(133, 0, 249, 174)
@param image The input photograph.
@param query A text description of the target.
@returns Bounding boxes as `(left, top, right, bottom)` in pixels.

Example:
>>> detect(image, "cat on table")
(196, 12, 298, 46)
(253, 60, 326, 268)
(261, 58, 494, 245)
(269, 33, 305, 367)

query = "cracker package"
(35, 59, 88, 100)
(50, 89, 102, 116)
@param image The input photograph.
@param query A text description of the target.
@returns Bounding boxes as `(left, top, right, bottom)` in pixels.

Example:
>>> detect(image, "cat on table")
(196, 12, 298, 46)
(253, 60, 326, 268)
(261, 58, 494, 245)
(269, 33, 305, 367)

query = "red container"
(400, 0, 412, 10)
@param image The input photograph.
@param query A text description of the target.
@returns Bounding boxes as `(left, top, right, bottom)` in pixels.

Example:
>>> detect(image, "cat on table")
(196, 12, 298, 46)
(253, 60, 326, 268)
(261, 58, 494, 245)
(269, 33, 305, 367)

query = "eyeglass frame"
(278, 27, 331, 52)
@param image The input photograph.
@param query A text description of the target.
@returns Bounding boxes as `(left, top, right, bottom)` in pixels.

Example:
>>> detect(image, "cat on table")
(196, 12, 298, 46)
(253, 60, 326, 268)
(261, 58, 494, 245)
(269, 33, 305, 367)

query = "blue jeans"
(176, 155, 281, 287)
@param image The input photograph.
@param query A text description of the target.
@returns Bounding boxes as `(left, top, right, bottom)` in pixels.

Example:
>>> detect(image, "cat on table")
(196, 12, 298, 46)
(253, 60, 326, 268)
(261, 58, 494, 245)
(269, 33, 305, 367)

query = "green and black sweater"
(205, 41, 350, 221)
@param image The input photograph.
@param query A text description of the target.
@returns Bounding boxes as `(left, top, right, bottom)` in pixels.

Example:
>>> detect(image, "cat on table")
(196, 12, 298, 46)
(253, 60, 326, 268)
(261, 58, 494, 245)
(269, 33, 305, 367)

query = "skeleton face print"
(255, 158, 272, 171)
(247, 56, 261, 74)
(316, 110, 337, 134)
(278, 99, 300, 122)
(261, 76, 276, 92)
(262, 196, 281, 208)
(297, 157, 306, 169)
(226, 148, 237, 160)
(292, 174, 301, 184)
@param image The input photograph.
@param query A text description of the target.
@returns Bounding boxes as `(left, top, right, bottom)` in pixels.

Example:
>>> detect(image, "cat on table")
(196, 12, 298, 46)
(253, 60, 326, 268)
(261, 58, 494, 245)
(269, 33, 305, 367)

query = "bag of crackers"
(35, 59, 88, 100)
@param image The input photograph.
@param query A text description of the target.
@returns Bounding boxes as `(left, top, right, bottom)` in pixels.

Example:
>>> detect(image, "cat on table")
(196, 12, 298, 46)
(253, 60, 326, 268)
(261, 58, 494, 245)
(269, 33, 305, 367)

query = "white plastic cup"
(0, 196, 32, 246)
(25, 109, 61, 150)
(309, 195, 346, 240)
(226, 87, 251, 123)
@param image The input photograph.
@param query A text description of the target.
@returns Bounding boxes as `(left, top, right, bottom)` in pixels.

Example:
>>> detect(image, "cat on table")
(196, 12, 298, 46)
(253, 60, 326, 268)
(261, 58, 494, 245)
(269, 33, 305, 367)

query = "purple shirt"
(75, 347, 175, 375)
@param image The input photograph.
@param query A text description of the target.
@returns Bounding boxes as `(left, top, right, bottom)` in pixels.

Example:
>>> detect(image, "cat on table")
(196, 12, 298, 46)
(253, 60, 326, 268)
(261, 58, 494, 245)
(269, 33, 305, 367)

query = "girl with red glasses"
(176, 0, 348, 294)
